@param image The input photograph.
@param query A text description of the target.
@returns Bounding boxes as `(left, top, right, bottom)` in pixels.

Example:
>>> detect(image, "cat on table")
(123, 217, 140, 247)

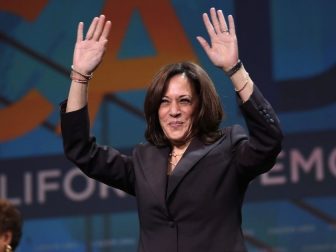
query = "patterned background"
(0, 0, 335, 251)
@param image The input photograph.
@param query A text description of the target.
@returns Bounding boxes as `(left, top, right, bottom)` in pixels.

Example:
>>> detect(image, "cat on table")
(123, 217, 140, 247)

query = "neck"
(171, 140, 191, 155)
(168, 139, 192, 175)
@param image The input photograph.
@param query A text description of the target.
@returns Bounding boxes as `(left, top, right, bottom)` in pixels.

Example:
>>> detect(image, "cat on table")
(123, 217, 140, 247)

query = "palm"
(73, 40, 106, 73)
(197, 8, 239, 71)
(72, 15, 111, 74)
(205, 35, 238, 69)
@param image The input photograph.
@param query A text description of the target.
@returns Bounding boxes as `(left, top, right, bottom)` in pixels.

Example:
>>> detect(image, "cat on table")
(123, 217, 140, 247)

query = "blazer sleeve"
(60, 101, 136, 195)
(230, 85, 284, 179)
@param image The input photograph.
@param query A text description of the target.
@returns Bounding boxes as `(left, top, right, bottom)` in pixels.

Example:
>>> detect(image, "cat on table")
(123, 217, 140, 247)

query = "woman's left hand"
(197, 8, 239, 71)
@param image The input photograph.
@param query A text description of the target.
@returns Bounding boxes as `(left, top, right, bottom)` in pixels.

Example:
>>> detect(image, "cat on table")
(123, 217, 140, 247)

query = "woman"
(61, 8, 283, 252)
(0, 200, 22, 252)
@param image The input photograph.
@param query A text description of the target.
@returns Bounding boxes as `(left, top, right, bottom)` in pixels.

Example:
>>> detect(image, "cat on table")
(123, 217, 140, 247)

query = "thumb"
(196, 36, 211, 55)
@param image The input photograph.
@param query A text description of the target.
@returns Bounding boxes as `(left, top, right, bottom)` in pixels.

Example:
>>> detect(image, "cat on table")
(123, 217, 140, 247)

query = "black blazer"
(61, 85, 283, 252)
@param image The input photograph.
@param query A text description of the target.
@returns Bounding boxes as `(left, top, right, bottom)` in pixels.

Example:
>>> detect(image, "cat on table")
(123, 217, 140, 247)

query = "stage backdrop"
(1, 0, 335, 251)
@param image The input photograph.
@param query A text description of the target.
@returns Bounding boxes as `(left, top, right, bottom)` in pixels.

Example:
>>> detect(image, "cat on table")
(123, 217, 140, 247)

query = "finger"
(99, 20, 112, 42)
(86, 16, 99, 40)
(217, 10, 228, 33)
(202, 13, 216, 38)
(196, 36, 211, 55)
(228, 15, 236, 36)
(209, 7, 221, 34)
(93, 15, 106, 41)
(77, 22, 84, 43)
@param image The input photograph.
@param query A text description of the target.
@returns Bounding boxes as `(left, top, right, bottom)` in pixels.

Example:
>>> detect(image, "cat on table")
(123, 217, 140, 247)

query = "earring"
(5, 244, 12, 252)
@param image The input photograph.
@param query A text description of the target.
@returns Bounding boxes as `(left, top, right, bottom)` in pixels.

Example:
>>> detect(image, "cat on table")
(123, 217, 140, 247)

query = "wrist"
(71, 71, 86, 80)
(70, 65, 93, 84)
(223, 59, 242, 77)
(230, 65, 248, 83)
(230, 65, 253, 102)
(71, 65, 93, 76)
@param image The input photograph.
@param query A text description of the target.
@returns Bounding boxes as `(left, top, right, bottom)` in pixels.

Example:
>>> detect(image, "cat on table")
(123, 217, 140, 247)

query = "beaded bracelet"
(225, 60, 242, 77)
(70, 71, 89, 84)
(71, 65, 93, 80)
(234, 72, 249, 93)
(72, 79, 89, 84)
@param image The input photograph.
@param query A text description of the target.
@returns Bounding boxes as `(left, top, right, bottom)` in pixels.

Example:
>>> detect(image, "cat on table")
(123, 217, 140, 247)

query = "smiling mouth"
(169, 121, 183, 127)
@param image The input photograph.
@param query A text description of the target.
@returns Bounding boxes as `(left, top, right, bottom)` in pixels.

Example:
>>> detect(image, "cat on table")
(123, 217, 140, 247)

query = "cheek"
(187, 106, 197, 120)
(187, 107, 198, 128)
(158, 108, 167, 125)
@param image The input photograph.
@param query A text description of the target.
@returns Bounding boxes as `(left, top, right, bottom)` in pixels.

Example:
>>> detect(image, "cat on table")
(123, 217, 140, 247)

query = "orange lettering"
(87, 0, 198, 123)
(0, 90, 53, 142)
(0, 0, 48, 21)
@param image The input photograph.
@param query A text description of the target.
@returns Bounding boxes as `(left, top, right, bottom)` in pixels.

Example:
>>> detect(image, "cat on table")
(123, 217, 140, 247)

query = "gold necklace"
(169, 152, 184, 158)
(169, 160, 178, 167)
(167, 160, 176, 175)
(168, 150, 187, 175)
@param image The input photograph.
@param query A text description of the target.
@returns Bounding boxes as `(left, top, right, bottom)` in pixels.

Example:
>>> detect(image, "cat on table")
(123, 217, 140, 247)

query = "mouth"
(168, 121, 183, 127)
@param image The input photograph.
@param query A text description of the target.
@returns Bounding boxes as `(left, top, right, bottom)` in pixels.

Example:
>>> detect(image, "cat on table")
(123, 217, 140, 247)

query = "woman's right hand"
(72, 15, 111, 75)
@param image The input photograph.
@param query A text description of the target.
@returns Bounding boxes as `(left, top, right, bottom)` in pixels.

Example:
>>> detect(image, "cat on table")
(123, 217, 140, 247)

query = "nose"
(169, 101, 181, 117)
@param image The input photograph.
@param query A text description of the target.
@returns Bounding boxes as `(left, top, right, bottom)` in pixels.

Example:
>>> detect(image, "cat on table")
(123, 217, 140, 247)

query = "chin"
(168, 137, 184, 143)
(167, 134, 190, 145)
(164, 128, 193, 144)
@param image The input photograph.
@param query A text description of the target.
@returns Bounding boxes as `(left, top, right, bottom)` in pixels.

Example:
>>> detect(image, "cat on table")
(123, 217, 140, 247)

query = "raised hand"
(73, 15, 111, 75)
(196, 8, 239, 71)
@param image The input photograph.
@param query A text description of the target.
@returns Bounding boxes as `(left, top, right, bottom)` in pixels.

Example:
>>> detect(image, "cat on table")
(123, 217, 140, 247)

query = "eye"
(180, 98, 191, 104)
(160, 98, 170, 105)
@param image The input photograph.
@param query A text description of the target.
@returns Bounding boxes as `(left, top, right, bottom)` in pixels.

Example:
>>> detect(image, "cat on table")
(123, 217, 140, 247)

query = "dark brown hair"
(144, 62, 224, 147)
(0, 199, 22, 250)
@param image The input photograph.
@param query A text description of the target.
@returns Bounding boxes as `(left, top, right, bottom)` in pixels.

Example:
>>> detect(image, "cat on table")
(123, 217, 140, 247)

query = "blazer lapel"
(139, 144, 170, 208)
(166, 136, 223, 200)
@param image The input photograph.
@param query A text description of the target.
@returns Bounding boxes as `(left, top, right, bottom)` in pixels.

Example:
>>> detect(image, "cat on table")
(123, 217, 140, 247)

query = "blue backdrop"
(1, 0, 335, 251)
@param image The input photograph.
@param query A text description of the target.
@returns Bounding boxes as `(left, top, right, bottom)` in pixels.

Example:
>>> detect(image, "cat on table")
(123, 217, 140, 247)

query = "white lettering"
(99, 183, 110, 199)
(290, 147, 324, 183)
(38, 170, 61, 204)
(261, 151, 287, 185)
(329, 148, 336, 177)
(113, 188, 127, 198)
(63, 168, 95, 201)
(1, 167, 131, 208)
(0, 175, 21, 205)
(24, 172, 33, 205)
(99, 182, 127, 198)
(0, 146, 336, 208)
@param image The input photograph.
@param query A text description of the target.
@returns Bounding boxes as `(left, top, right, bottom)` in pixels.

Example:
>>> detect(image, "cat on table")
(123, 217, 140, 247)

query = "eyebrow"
(162, 94, 193, 99)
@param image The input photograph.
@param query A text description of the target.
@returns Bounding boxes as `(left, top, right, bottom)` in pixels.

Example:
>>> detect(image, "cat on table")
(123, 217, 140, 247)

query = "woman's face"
(158, 73, 198, 146)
